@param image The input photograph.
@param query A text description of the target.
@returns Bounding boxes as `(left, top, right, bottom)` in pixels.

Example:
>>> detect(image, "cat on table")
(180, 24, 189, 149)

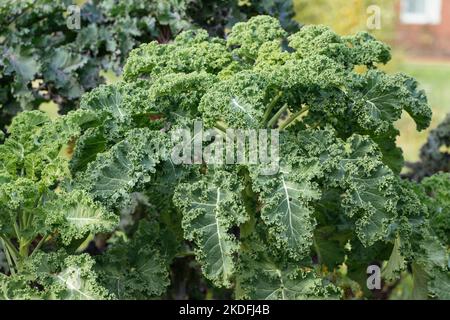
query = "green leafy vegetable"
(1, 15, 447, 301)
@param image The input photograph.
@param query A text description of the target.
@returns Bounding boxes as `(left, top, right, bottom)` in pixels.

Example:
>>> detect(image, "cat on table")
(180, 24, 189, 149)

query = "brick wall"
(396, 0, 450, 58)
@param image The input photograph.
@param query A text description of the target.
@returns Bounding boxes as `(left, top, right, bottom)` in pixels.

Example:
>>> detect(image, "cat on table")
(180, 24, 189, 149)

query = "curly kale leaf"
(0, 251, 111, 300)
(123, 33, 233, 81)
(236, 236, 342, 300)
(384, 176, 449, 298)
(227, 15, 288, 62)
(75, 128, 170, 209)
(334, 135, 398, 246)
(290, 129, 398, 247)
(348, 71, 431, 135)
(0, 110, 117, 277)
(199, 70, 273, 129)
(249, 160, 320, 260)
(45, 189, 118, 245)
(174, 168, 248, 287)
(96, 220, 171, 299)
(238, 261, 341, 300)
(288, 26, 391, 68)
(418, 174, 450, 247)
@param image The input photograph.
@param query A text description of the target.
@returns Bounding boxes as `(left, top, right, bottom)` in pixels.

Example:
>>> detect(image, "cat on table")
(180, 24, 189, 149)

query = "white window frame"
(400, 0, 442, 25)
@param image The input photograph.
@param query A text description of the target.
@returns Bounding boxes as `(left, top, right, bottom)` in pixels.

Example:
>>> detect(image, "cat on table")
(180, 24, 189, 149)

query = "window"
(400, 0, 442, 25)
(404, 0, 426, 14)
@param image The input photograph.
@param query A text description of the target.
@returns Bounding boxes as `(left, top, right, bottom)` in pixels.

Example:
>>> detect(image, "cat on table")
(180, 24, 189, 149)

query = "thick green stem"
(30, 235, 49, 257)
(279, 106, 309, 130)
(12, 220, 20, 240)
(239, 168, 257, 239)
(267, 104, 289, 128)
(312, 235, 322, 267)
(215, 121, 228, 133)
(1, 239, 16, 276)
(19, 211, 26, 232)
(175, 251, 195, 258)
(19, 241, 29, 258)
(24, 208, 35, 229)
(262, 91, 283, 126)
(0, 235, 18, 266)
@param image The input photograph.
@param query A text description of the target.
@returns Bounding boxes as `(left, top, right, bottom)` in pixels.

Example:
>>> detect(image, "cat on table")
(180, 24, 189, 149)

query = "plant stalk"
(267, 104, 289, 128)
(0, 235, 18, 267)
(215, 121, 228, 133)
(262, 91, 283, 125)
(30, 235, 49, 257)
(1, 239, 16, 275)
(279, 106, 309, 130)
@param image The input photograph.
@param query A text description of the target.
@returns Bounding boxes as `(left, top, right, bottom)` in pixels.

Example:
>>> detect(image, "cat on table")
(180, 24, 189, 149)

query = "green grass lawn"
(395, 60, 450, 162)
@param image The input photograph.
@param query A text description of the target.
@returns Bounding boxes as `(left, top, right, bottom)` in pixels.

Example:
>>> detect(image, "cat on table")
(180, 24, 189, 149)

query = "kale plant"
(0, 16, 448, 300)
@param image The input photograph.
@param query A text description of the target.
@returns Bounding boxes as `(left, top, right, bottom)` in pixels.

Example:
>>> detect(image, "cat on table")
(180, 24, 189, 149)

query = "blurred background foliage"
(294, 0, 395, 40)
